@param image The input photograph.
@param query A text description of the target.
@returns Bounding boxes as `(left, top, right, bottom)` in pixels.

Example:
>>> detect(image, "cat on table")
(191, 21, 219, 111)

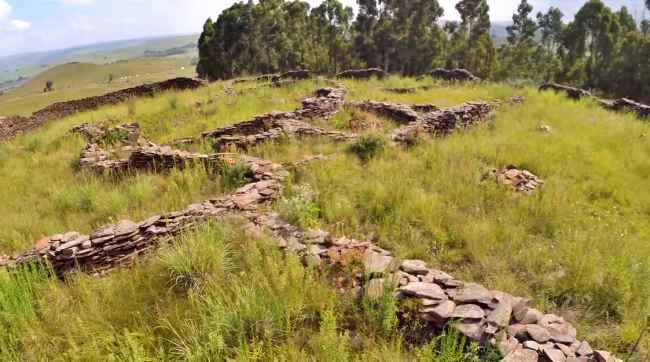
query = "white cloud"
(9, 19, 30, 31)
(0, 0, 11, 21)
(57, 0, 95, 5)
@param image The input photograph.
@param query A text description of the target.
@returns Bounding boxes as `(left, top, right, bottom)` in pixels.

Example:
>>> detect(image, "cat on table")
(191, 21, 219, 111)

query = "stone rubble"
(496, 166, 545, 193)
(336, 68, 386, 80)
(391, 101, 493, 143)
(431, 68, 481, 82)
(539, 83, 650, 119)
(198, 87, 351, 148)
(5, 156, 285, 276)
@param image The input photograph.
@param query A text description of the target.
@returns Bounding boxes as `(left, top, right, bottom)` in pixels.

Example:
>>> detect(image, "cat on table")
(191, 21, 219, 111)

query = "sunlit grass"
(0, 78, 648, 359)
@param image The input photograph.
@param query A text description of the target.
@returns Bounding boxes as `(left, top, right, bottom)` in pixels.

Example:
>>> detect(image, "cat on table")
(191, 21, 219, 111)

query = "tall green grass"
(0, 78, 648, 358)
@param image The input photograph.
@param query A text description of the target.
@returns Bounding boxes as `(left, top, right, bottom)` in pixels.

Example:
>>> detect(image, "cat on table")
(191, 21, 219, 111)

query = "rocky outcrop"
(539, 83, 650, 119)
(391, 102, 493, 143)
(0, 77, 204, 143)
(431, 68, 481, 82)
(336, 68, 385, 80)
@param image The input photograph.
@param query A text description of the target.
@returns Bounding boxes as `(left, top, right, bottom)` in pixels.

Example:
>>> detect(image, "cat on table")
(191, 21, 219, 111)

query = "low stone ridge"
(539, 83, 593, 100)
(391, 101, 493, 143)
(272, 69, 311, 82)
(431, 68, 481, 82)
(207, 118, 355, 151)
(0, 77, 204, 143)
(496, 166, 544, 193)
(348, 101, 422, 124)
(336, 67, 385, 80)
(5, 156, 285, 276)
(539, 83, 650, 119)
(246, 214, 621, 362)
(198, 87, 351, 148)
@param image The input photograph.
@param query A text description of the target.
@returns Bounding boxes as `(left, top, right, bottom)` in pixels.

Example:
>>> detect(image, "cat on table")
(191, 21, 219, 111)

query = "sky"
(0, 0, 648, 57)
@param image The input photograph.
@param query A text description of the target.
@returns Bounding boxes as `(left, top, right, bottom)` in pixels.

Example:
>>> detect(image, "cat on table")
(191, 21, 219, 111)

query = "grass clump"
(348, 132, 386, 162)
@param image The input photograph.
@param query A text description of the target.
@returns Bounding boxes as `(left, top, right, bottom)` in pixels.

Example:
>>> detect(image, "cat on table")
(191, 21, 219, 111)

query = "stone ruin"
(195, 87, 352, 149)
(271, 69, 311, 83)
(431, 68, 481, 82)
(0, 77, 204, 143)
(539, 83, 592, 100)
(2, 163, 618, 361)
(336, 67, 386, 80)
(348, 100, 493, 144)
(0, 80, 622, 361)
(539, 82, 650, 119)
(496, 166, 545, 193)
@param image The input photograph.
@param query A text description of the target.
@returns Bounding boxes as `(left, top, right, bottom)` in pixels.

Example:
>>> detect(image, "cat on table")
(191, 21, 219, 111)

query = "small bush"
(279, 184, 320, 228)
(217, 160, 253, 189)
(348, 133, 386, 162)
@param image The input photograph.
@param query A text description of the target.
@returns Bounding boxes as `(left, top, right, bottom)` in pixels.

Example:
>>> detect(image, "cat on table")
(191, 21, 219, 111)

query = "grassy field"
(0, 35, 198, 85)
(0, 58, 196, 116)
(0, 77, 648, 360)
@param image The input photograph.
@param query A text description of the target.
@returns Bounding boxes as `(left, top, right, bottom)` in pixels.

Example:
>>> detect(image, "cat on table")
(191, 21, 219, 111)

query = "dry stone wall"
(390, 102, 493, 143)
(0, 81, 620, 361)
(431, 68, 481, 82)
(336, 68, 386, 80)
(0, 77, 204, 143)
(8, 155, 285, 276)
(539, 83, 650, 119)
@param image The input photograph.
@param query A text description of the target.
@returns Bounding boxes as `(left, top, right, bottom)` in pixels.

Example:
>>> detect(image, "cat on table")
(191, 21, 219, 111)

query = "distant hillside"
(0, 34, 198, 87)
(0, 58, 196, 115)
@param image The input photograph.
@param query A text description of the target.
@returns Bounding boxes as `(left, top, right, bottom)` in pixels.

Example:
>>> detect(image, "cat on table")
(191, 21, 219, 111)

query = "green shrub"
(348, 133, 386, 162)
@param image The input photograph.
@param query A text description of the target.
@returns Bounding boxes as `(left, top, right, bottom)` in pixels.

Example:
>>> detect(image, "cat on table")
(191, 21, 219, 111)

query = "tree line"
(197, 0, 650, 101)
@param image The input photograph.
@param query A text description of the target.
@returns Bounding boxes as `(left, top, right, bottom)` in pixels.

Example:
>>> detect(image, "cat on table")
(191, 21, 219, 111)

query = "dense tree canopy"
(197, 0, 650, 101)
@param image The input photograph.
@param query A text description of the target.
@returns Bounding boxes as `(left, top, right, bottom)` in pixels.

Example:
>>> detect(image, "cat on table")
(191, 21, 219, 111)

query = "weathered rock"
(421, 300, 456, 321)
(539, 314, 577, 344)
(399, 282, 447, 300)
(453, 283, 493, 305)
(431, 68, 480, 82)
(363, 251, 394, 274)
(575, 341, 593, 357)
(453, 319, 485, 341)
(400, 259, 429, 275)
(514, 306, 544, 325)
(593, 350, 615, 362)
(502, 347, 539, 362)
(526, 324, 552, 343)
(543, 346, 567, 362)
(496, 166, 544, 193)
(523, 340, 541, 351)
(452, 304, 485, 319)
(336, 68, 385, 80)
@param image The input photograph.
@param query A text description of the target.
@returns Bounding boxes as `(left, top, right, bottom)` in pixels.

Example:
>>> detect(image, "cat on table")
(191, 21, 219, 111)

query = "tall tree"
(561, 0, 622, 88)
(617, 6, 637, 33)
(507, 0, 537, 45)
(311, 0, 354, 74)
(453, 0, 495, 77)
(537, 7, 564, 53)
